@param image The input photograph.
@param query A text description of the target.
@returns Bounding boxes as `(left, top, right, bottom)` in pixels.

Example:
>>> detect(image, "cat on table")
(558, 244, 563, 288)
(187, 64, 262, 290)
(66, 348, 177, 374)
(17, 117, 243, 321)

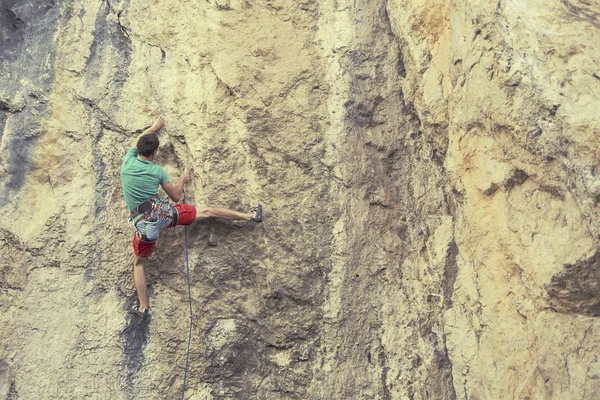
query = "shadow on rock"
(120, 298, 151, 391)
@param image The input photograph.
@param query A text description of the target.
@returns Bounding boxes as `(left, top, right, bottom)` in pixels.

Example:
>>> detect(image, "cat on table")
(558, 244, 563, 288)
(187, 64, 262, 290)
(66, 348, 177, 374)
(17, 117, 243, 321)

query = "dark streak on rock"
(337, 0, 458, 397)
(336, 0, 448, 398)
(0, 103, 43, 207)
(416, 332, 457, 400)
(81, 0, 132, 227)
(7, 380, 18, 399)
(92, 122, 109, 219)
(396, 46, 407, 78)
(0, 4, 24, 61)
(0, 0, 60, 64)
(84, 0, 133, 109)
(381, 4, 405, 79)
(0, 0, 62, 205)
(483, 183, 499, 197)
(77, 105, 109, 288)
(120, 297, 151, 393)
(559, 0, 600, 29)
(547, 250, 600, 317)
(504, 169, 529, 191)
(0, 101, 11, 147)
(539, 185, 565, 201)
(444, 240, 459, 309)
(0, 120, 4, 150)
(379, 348, 392, 400)
(431, 333, 457, 400)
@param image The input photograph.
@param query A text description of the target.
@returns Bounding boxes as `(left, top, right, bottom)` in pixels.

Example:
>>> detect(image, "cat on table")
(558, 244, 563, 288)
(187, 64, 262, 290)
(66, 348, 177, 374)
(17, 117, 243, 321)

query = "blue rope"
(181, 190, 193, 400)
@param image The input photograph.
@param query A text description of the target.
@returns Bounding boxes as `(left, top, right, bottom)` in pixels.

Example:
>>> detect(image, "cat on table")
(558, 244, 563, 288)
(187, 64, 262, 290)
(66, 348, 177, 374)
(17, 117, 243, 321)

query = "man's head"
(137, 133, 159, 157)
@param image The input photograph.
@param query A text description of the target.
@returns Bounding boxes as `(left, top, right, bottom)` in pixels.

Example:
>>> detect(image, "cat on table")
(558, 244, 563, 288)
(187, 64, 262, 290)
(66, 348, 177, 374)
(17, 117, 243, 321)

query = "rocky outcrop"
(1, 0, 600, 399)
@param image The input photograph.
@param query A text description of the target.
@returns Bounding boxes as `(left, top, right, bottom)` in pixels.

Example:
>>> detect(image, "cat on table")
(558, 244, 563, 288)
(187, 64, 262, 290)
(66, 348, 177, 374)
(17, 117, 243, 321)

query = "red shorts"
(132, 204, 196, 257)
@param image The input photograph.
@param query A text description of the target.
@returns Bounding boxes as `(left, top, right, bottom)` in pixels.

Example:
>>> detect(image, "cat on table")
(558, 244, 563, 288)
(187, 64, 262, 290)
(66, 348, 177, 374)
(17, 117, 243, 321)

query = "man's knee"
(196, 207, 213, 219)
(134, 255, 146, 268)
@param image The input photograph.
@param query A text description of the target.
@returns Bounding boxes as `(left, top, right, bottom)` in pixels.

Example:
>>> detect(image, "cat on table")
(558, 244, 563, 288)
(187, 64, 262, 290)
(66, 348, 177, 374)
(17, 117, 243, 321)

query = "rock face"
(1, 0, 600, 398)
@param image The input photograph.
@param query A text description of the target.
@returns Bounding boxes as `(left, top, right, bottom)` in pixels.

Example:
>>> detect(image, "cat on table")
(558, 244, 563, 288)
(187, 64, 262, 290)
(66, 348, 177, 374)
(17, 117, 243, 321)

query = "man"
(120, 116, 262, 314)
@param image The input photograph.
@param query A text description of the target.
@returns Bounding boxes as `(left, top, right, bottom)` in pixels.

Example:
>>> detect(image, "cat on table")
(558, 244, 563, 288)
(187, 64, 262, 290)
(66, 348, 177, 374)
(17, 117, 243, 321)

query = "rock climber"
(120, 116, 262, 315)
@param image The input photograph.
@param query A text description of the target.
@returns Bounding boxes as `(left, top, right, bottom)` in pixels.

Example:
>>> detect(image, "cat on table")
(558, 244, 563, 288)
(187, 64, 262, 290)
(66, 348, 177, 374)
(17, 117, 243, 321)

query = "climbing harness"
(181, 190, 193, 400)
(130, 197, 178, 241)
(130, 197, 173, 222)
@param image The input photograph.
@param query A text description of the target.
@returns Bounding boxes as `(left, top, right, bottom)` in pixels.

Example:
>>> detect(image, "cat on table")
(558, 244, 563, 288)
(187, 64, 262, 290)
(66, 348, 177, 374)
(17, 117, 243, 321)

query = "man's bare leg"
(195, 207, 253, 222)
(133, 255, 149, 312)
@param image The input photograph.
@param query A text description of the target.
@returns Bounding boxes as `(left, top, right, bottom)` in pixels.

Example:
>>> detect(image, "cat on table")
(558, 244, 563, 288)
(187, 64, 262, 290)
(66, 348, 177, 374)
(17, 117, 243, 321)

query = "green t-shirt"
(120, 148, 170, 211)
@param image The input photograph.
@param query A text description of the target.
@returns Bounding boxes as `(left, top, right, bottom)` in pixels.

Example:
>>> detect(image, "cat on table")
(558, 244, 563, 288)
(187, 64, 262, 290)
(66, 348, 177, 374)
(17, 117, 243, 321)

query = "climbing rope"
(181, 189, 193, 400)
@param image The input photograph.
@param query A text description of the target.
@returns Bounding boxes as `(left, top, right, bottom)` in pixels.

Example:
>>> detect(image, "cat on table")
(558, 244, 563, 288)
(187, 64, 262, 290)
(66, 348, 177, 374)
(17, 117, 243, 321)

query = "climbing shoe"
(251, 204, 263, 223)
(132, 305, 149, 318)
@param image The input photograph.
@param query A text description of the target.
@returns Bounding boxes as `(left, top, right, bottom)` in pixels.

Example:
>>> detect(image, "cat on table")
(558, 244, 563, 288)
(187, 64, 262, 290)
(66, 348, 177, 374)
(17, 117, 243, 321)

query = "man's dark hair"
(137, 133, 159, 157)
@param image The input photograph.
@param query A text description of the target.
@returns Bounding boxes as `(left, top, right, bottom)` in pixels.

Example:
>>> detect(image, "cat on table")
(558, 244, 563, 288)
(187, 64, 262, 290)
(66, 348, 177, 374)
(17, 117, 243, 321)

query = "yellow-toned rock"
(1, 0, 599, 398)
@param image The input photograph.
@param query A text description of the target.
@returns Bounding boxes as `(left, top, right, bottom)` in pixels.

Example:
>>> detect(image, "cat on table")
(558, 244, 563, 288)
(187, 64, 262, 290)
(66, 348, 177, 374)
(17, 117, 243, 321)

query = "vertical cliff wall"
(1, 0, 600, 399)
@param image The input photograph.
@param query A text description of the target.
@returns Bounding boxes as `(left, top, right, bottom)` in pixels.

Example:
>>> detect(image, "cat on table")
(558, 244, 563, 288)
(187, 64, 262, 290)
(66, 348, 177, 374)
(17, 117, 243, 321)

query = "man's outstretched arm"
(162, 168, 193, 202)
(131, 115, 165, 148)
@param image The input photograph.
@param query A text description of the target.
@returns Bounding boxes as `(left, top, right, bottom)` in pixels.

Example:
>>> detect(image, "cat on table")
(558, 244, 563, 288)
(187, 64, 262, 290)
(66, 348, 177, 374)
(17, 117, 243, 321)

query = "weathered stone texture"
(1, 0, 600, 399)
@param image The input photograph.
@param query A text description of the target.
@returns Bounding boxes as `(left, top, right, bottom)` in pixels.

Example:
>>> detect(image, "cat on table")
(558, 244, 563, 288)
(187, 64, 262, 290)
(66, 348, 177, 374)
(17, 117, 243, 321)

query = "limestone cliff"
(1, 0, 600, 399)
